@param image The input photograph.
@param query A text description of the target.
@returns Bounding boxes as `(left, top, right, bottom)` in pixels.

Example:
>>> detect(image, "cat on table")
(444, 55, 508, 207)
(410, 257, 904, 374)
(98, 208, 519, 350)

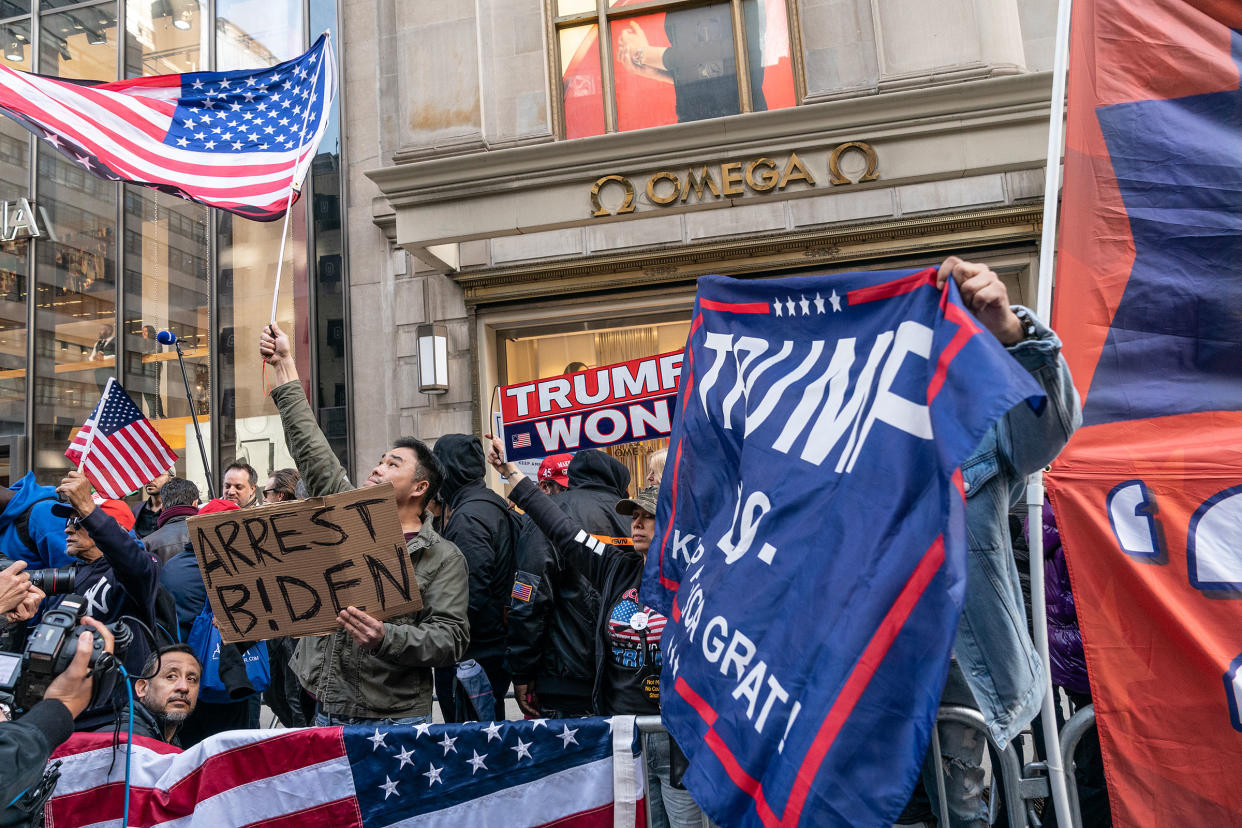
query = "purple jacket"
(1034, 500, 1089, 695)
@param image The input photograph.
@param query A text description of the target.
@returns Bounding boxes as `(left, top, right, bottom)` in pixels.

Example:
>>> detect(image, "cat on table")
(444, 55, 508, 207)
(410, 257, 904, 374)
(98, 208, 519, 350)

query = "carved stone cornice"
(454, 204, 1043, 307)
(366, 73, 1053, 212)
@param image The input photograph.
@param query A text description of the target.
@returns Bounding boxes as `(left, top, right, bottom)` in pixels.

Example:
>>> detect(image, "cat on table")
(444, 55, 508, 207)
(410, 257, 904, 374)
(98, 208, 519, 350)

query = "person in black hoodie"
(506, 449, 632, 718)
(432, 433, 517, 721)
(486, 435, 705, 828)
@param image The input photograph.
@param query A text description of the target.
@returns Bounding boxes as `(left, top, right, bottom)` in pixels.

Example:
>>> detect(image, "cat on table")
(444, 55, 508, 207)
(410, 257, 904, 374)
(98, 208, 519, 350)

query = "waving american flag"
(65, 378, 178, 499)
(46, 718, 646, 828)
(0, 33, 335, 221)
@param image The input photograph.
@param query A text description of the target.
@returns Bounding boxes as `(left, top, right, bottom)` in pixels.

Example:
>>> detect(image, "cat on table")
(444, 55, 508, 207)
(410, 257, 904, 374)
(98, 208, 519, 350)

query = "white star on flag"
(423, 763, 443, 786)
(483, 721, 503, 742)
(438, 733, 458, 755)
(829, 289, 843, 312)
(414, 721, 432, 738)
(467, 750, 489, 774)
(394, 745, 415, 770)
(511, 738, 532, 761)
(799, 295, 811, 315)
(378, 776, 399, 800)
(558, 725, 579, 748)
(367, 729, 387, 751)
(814, 293, 826, 313)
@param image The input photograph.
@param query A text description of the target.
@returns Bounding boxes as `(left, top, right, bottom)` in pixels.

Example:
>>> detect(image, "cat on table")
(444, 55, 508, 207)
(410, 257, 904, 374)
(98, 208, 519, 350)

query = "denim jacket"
(955, 307, 1080, 749)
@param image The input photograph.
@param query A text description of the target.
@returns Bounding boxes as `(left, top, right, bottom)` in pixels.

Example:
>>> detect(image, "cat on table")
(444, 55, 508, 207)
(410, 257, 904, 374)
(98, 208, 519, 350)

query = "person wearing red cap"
(46, 470, 160, 732)
(536, 453, 572, 495)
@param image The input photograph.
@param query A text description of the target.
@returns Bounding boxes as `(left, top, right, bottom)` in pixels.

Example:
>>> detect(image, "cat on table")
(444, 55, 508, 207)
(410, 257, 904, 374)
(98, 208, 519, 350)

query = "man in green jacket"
(259, 322, 470, 725)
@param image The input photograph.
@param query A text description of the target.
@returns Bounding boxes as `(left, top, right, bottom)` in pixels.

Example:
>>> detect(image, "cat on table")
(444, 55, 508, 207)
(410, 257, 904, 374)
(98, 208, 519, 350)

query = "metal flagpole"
(1029, 0, 1076, 824)
(269, 33, 331, 324)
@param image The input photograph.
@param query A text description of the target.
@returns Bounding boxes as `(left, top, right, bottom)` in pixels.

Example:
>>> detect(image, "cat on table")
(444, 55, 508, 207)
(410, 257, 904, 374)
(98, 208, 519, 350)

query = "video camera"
(0, 595, 129, 713)
(0, 555, 77, 597)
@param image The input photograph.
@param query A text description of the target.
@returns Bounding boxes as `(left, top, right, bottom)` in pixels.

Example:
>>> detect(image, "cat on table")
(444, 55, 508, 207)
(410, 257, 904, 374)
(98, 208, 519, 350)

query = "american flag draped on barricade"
(65, 377, 178, 499)
(0, 32, 336, 220)
(45, 717, 645, 827)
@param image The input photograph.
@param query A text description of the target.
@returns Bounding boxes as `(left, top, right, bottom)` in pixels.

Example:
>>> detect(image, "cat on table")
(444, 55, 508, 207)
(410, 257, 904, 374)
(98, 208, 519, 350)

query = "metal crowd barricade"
(629, 707, 1093, 828)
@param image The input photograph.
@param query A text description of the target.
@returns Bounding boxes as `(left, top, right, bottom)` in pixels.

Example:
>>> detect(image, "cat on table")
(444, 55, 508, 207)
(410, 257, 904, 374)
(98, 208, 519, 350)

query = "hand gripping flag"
(641, 268, 1043, 828)
(45, 718, 644, 828)
(1046, 0, 1242, 823)
(65, 377, 178, 499)
(0, 33, 336, 221)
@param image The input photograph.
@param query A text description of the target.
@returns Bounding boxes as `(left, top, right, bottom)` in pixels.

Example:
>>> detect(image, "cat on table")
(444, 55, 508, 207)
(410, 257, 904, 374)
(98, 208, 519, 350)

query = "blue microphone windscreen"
(156, 330, 176, 345)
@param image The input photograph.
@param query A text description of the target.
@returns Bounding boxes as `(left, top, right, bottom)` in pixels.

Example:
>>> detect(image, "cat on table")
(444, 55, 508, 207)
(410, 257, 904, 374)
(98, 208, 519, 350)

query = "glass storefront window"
(556, 0, 796, 137)
(32, 146, 118, 483)
(127, 0, 206, 77)
(216, 0, 303, 68)
(0, 19, 32, 71)
(0, 116, 26, 483)
(122, 189, 212, 493)
(40, 4, 119, 82)
(502, 317, 690, 489)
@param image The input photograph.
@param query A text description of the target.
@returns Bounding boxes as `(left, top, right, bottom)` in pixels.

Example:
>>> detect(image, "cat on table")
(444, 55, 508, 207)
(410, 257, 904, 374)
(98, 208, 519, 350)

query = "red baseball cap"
(52, 497, 136, 532)
(198, 498, 242, 515)
(537, 454, 572, 488)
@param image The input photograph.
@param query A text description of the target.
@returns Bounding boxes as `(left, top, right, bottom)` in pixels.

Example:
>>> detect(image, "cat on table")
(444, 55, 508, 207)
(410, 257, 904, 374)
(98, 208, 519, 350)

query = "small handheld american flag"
(65, 377, 178, 499)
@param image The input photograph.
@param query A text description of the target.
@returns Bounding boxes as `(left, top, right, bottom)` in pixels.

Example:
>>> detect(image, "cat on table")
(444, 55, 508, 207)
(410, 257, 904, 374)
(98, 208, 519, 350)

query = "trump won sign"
(495, 350, 684, 462)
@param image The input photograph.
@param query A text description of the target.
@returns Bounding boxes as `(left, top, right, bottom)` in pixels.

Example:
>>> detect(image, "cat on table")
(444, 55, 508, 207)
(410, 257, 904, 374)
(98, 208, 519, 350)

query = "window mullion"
(729, 0, 752, 112)
(596, 1, 617, 132)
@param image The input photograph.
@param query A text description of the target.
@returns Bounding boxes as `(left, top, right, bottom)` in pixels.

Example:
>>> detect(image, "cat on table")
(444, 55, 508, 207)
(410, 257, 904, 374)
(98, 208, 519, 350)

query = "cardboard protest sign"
(495, 350, 683, 462)
(187, 484, 421, 643)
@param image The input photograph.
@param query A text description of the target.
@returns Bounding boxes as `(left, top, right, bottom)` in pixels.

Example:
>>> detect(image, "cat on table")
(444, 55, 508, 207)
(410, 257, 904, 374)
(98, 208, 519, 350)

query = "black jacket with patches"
(434, 434, 516, 662)
(505, 450, 631, 706)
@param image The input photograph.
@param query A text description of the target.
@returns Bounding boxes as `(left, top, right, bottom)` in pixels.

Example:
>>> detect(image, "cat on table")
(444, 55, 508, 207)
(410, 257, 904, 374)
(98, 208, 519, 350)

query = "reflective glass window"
(121, 189, 212, 493)
(40, 4, 119, 82)
(0, 116, 27, 482)
(32, 146, 118, 483)
(216, 0, 302, 68)
(0, 19, 31, 71)
(557, 0, 796, 136)
(126, 0, 206, 77)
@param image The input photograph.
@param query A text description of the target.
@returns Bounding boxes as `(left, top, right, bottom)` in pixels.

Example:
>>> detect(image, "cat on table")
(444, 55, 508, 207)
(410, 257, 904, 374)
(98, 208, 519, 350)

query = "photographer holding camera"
(1, 617, 114, 825)
(47, 471, 159, 731)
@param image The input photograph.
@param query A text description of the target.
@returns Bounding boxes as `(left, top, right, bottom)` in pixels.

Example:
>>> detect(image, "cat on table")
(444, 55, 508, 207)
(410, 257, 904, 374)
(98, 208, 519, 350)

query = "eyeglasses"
(264, 489, 291, 499)
(67, 516, 84, 530)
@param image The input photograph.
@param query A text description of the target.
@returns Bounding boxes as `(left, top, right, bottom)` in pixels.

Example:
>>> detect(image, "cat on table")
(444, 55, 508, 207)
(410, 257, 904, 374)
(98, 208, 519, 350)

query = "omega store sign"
(589, 142, 880, 217)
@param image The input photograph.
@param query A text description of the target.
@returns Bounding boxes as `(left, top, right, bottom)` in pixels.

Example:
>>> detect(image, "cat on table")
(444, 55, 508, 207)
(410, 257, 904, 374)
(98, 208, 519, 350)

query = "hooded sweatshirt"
(433, 434, 516, 662)
(0, 471, 69, 568)
(506, 449, 632, 705)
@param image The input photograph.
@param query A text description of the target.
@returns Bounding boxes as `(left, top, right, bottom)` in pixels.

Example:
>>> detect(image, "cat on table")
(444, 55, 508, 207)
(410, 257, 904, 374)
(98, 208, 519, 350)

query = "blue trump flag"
(641, 267, 1043, 827)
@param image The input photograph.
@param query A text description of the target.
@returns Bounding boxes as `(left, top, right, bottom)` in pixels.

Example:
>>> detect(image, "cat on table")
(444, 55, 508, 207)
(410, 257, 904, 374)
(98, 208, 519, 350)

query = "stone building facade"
(340, 0, 1058, 483)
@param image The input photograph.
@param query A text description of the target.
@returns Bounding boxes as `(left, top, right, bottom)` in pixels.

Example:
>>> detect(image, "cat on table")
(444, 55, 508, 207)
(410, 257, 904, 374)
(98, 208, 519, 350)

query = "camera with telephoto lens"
(0, 594, 129, 714)
(0, 555, 77, 596)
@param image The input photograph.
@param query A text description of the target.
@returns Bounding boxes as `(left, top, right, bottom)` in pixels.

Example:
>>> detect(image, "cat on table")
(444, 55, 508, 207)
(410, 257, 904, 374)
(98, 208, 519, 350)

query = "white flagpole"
(1029, 0, 1076, 825)
(269, 34, 331, 325)
(75, 376, 113, 473)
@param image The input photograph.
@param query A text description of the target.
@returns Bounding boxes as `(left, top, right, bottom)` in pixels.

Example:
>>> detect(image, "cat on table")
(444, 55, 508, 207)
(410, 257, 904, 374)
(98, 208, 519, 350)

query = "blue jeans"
(314, 709, 431, 727)
(922, 662, 991, 828)
(646, 731, 708, 828)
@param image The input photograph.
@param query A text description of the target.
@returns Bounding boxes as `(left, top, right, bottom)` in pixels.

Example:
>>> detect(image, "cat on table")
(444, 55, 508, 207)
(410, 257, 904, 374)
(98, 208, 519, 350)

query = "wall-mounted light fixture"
(417, 323, 448, 395)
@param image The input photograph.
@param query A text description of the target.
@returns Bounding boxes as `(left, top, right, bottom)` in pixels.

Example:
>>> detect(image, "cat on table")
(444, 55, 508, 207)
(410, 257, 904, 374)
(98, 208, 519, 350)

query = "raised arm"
(260, 322, 352, 497)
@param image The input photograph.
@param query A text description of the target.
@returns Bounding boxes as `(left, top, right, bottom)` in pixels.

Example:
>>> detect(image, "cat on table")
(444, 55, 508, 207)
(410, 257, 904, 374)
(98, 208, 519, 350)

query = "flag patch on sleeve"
(512, 581, 534, 602)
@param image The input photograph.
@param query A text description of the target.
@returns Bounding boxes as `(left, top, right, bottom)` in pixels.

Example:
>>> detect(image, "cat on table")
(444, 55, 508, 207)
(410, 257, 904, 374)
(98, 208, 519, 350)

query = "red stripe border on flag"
(676, 534, 947, 827)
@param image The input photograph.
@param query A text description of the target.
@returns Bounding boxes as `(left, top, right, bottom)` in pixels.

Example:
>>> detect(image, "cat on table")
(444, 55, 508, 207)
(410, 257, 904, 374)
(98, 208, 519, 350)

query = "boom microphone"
(155, 330, 177, 345)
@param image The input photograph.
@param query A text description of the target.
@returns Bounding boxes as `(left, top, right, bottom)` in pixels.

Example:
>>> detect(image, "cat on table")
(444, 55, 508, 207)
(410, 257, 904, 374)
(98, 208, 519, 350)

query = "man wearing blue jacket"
(0, 471, 69, 568)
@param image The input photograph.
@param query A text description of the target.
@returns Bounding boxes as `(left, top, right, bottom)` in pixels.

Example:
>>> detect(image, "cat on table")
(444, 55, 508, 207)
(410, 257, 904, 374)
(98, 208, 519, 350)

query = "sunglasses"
(67, 516, 85, 530)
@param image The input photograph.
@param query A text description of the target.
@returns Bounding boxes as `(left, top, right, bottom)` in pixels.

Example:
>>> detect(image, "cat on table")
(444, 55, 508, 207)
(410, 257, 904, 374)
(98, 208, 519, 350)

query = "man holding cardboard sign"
(258, 323, 469, 726)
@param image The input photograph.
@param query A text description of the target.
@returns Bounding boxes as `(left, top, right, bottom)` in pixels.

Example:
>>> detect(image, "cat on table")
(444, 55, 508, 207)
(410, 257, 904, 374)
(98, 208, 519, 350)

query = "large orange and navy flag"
(1046, 0, 1242, 823)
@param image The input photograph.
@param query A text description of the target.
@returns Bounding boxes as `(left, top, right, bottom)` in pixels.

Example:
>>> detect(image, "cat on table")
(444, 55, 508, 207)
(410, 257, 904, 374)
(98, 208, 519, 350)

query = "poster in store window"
(562, 0, 795, 139)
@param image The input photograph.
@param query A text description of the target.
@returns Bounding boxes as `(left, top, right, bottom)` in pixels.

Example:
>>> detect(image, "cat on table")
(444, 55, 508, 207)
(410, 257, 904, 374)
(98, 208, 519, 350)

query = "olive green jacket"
(271, 380, 469, 719)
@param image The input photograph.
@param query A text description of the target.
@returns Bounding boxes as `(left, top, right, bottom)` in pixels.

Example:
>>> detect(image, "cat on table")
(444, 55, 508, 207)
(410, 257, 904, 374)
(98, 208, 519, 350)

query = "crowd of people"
(0, 257, 1105, 827)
